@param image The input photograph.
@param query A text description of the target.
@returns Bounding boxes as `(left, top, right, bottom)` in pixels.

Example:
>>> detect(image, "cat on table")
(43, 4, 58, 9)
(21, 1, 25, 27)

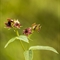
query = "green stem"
(16, 30, 25, 51)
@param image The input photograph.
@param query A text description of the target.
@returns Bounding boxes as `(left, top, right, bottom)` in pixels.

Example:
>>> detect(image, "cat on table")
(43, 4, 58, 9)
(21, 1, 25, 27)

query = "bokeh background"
(0, 0, 60, 60)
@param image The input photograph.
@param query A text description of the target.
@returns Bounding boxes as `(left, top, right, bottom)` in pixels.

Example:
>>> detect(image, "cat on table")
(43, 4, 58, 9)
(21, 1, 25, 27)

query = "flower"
(5, 18, 14, 28)
(5, 19, 21, 29)
(23, 27, 32, 36)
(32, 23, 41, 31)
(13, 20, 21, 29)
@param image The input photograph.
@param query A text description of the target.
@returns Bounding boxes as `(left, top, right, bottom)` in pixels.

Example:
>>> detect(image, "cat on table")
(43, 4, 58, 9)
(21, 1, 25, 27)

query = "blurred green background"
(0, 0, 60, 60)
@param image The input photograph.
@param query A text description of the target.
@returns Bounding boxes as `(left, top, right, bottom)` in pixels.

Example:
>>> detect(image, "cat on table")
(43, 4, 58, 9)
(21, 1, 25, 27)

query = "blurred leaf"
(4, 35, 29, 48)
(4, 37, 17, 48)
(24, 50, 33, 60)
(29, 46, 58, 54)
(16, 35, 29, 43)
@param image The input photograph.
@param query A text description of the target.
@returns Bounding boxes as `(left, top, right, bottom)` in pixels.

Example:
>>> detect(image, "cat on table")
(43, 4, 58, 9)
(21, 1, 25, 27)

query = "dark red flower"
(23, 27, 32, 36)
(5, 18, 14, 28)
(13, 20, 21, 29)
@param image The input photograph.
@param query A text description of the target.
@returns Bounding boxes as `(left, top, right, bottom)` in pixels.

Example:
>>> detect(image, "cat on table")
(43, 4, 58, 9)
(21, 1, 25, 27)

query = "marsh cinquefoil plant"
(4, 18, 59, 60)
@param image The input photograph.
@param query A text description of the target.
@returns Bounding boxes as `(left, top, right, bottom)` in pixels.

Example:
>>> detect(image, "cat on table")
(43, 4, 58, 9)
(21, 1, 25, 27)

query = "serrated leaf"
(4, 37, 17, 48)
(24, 50, 33, 60)
(29, 46, 58, 54)
(16, 35, 29, 43)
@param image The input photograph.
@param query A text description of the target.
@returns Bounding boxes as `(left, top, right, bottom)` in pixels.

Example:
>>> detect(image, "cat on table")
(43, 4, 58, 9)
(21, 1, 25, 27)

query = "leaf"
(29, 46, 58, 54)
(4, 37, 17, 48)
(4, 35, 29, 48)
(16, 35, 29, 43)
(24, 50, 33, 60)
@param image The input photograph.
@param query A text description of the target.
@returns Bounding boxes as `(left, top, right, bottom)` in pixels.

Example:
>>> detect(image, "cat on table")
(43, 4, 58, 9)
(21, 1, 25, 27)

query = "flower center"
(25, 29, 28, 33)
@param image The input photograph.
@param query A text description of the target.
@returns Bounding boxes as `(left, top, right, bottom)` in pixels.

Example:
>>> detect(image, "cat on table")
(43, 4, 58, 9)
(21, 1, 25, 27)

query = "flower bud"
(5, 18, 14, 28)
(32, 23, 41, 31)
(23, 27, 32, 36)
(13, 20, 21, 29)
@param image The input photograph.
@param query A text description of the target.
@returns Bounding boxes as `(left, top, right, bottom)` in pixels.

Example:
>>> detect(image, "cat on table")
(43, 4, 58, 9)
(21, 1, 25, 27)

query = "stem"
(16, 30, 25, 51)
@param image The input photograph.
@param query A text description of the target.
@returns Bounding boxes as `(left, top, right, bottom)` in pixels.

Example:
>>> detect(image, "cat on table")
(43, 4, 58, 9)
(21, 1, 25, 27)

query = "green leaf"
(4, 37, 17, 48)
(16, 35, 29, 43)
(29, 46, 58, 54)
(24, 50, 33, 60)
